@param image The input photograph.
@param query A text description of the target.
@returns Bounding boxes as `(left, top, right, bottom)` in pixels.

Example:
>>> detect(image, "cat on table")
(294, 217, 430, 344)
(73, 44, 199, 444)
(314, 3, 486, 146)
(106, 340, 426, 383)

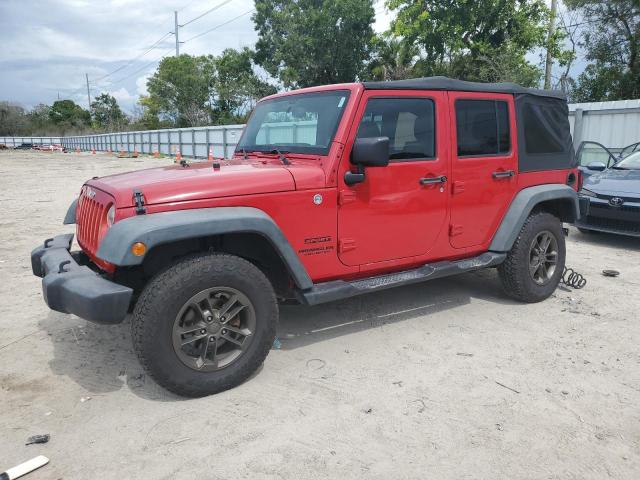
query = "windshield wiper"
(270, 148, 291, 166)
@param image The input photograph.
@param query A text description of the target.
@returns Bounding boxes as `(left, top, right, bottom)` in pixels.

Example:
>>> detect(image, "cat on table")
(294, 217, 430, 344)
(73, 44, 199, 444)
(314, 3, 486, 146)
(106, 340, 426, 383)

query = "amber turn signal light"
(131, 242, 147, 256)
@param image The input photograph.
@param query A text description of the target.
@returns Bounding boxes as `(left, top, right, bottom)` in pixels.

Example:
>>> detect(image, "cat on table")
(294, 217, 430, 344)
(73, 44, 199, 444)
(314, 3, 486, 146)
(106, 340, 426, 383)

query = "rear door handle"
(419, 175, 447, 185)
(492, 170, 515, 179)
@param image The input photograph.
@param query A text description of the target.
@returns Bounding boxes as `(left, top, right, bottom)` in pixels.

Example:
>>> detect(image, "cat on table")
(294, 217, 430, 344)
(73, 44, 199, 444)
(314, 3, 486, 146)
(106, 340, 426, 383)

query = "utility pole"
(174, 10, 180, 56)
(85, 73, 91, 110)
(544, 0, 558, 90)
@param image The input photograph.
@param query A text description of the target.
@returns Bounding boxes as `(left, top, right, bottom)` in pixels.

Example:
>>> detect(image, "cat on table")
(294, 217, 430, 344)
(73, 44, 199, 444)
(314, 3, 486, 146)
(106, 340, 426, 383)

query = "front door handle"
(492, 170, 515, 179)
(419, 175, 447, 185)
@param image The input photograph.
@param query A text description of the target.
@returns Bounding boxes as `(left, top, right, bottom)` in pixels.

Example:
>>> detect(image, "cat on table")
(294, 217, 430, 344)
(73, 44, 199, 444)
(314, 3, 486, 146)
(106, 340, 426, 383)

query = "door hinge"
(452, 181, 465, 194)
(338, 238, 357, 253)
(449, 224, 464, 237)
(133, 189, 146, 215)
(338, 190, 357, 205)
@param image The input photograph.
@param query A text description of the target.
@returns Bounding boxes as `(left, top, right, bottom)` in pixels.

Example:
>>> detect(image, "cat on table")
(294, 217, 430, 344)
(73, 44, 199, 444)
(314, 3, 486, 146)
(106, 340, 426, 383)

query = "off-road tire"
(131, 253, 278, 397)
(498, 211, 566, 303)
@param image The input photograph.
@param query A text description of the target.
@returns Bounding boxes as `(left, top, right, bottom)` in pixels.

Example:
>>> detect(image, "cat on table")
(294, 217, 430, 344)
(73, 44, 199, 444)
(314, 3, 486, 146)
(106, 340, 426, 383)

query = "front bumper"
(576, 195, 640, 237)
(31, 234, 132, 324)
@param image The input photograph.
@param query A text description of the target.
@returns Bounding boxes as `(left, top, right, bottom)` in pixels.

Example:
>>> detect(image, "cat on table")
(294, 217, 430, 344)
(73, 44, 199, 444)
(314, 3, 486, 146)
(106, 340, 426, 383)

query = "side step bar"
(300, 252, 506, 305)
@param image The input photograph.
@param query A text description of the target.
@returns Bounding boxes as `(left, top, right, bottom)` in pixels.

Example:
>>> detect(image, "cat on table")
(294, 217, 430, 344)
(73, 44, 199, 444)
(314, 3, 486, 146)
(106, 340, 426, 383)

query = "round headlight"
(106, 205, 115, 228)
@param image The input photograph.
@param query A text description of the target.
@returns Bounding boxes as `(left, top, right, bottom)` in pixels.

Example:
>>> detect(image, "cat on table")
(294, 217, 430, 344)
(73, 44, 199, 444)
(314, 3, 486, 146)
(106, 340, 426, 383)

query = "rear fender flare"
(96, 207, 313, 290)
(489, 184, 579, 252)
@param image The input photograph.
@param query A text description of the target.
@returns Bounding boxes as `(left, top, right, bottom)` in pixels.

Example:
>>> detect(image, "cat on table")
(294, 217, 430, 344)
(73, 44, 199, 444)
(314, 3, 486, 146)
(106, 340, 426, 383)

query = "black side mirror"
(587, 161, 607, 172)
(351, 137, 390, 167)
(345, 137, 390, 186)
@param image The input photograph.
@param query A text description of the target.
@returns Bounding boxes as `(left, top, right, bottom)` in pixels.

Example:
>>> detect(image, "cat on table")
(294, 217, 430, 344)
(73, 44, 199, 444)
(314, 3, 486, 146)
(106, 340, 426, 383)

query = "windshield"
(613, 151, 640, 170)
(235, 90, 350, 156)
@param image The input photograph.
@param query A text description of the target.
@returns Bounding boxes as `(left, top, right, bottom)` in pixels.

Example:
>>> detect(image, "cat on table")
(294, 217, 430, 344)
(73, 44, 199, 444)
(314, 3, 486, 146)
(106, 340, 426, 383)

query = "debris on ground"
(272, 337, 281, 349)
(602, 269, 620, 277)
(25, 434, 49, 445)
(80, 396, 92, 403)
(1, 455, 49, 479)
(495, 381, 520, 394)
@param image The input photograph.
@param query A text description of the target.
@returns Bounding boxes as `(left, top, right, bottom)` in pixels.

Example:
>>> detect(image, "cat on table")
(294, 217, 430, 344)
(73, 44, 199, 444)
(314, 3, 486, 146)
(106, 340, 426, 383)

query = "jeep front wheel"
(498, 211, 566, 303)
(131, 253, 277, 397)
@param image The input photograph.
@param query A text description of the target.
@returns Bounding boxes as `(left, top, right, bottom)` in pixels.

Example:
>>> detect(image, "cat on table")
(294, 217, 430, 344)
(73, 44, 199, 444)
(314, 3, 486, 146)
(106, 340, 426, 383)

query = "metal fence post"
(572, 108, 584, 150)
(191, 128, 196, 158)
(178, 130, 183, 156)
(222, 127, 228, 159)
(205, 128, 210, 158)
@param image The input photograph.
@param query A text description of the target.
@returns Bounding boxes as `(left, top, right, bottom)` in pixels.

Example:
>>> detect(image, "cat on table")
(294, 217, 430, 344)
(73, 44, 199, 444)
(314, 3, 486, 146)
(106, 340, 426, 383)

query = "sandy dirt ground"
(0, 150, 639, 479)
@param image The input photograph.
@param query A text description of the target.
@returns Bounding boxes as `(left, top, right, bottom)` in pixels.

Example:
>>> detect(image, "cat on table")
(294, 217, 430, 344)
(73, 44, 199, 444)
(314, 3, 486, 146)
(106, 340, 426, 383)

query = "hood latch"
(133, 189, 146, 215)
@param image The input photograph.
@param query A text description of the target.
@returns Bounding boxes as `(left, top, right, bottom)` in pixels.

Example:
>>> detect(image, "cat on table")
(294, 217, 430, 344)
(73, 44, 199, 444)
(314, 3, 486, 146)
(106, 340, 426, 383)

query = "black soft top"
(362, 76, 566, 100)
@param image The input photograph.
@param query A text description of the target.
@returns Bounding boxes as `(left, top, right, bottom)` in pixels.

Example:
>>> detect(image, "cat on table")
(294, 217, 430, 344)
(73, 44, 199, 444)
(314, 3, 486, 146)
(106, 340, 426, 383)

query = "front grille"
(585, 215, 640, 234)
(76, 186, 113, 271)
(593, 193, 640, 204)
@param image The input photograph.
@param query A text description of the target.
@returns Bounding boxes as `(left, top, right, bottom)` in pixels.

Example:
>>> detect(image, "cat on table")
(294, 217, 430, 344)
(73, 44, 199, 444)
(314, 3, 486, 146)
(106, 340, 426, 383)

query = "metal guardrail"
(3, 98, 640, 158)
(0, 136, 63, 146)
(0, 124, 246, 159)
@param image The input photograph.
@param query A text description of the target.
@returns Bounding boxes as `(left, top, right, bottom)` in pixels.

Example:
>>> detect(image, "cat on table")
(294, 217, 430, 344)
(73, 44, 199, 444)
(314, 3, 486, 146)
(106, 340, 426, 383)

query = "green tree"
(366, 34, 419, 81)
(565, 0, 640, 101)
(91, 93, 128, 130)
(146, 54, 215, 127)
(0, 102, 28, 135)
(26, 104, 52, 134)
(48, 100, 91, 134)
(253, 0, 376, 88)
(211, 48, 276, 123)
(144, 51, 274, 127)
(133, 95, 164, 130)
(384, 0, 550, 86)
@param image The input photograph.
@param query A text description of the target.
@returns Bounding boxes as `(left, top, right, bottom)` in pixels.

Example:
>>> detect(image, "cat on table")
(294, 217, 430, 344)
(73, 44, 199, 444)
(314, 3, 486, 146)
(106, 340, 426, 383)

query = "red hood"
(87, 160, 325, 207)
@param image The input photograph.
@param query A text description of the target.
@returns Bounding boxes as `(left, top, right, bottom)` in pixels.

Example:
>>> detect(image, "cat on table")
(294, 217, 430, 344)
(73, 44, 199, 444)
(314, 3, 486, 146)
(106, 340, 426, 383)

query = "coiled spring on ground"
(561, 267, 587, 289)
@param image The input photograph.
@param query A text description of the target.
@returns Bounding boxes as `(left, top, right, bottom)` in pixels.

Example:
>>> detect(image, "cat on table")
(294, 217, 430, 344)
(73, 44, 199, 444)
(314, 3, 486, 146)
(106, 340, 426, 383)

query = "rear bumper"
(31, 234, 132, 324)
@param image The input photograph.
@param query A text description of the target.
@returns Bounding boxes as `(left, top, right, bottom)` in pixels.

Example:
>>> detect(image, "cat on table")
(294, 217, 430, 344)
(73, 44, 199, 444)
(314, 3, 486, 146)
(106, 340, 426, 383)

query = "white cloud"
(109, 87, 134, 102)
(136, 74, 150, 96)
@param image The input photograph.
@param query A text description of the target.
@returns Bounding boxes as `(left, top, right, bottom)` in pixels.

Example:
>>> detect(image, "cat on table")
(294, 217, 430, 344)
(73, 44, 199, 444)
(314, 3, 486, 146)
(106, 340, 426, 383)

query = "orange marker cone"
(119, 148, 125, 157)
(107, 148, 112, 155)
(153, 146, 159, 158)
(175, 148, 182, 163)
(208, 146, 214, 162)
(133, 147, 138, 158)
(91, 148, 96, 155)
(75, 147, 80, 154)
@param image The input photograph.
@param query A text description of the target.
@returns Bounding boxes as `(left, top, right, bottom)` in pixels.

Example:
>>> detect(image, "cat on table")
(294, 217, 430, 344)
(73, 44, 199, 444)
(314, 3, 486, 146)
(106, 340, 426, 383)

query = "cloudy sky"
(0, 0, 393, 113)
(1, 0, 577, 114)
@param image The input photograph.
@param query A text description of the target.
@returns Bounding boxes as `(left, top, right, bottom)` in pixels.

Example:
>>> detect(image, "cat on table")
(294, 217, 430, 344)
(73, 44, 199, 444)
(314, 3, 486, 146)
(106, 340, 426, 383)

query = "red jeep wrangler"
(32, 77, 579, 397)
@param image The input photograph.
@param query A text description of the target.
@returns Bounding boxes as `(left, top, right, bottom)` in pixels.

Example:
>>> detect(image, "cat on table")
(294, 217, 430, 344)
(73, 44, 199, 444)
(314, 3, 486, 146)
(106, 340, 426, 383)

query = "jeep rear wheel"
(498, 211, 566, 303)
(131, 253, 277, 397)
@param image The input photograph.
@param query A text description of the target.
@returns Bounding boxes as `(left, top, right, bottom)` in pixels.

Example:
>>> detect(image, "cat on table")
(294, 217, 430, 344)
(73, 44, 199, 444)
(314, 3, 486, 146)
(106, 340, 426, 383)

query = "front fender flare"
(96, 207, 313, 290)
(489, 184, 579, 252)
(63, 198, 78, 225)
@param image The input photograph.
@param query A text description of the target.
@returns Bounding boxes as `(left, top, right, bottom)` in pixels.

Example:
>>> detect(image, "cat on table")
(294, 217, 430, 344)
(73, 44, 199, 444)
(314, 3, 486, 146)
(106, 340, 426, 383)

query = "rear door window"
(455, 99, 510, 157)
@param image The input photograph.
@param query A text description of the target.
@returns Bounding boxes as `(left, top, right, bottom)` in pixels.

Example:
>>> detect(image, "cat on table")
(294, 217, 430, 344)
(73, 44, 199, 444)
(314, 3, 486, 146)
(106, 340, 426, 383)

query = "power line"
(92, 30, 173, 83)
(109, 47, 175, 86)
(183, 9, 254, 44)
(180, 0, 234, 27)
